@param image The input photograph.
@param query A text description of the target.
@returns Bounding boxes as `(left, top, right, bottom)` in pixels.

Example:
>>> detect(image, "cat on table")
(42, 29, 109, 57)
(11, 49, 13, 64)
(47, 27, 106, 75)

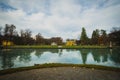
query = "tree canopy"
(80, 27, 88, 45)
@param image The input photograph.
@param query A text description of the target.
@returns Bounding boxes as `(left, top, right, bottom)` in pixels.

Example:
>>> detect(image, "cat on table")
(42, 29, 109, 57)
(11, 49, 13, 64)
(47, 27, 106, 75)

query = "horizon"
(0, 0, 120, 41)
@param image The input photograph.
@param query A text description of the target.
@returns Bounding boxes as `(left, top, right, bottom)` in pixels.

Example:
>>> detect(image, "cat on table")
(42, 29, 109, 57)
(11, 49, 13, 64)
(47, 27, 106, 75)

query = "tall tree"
(80, 27, 88, 45)
(109, 27, 120, 46)
(20, 29, 34, 45)
(3, 24, 11, 46)
(25, 29, 32, 38)
(0, 27, 2, 35)
(4, 24, 10, 36)
(99, 29, 108, 45)
(35, 33, 44, 45)
(20, 29, 25, 37)
(4, 24, 16, 39)
(91, 29, 100, 45)
(0, 27, 3, 45)
(9, 24, 16, 36)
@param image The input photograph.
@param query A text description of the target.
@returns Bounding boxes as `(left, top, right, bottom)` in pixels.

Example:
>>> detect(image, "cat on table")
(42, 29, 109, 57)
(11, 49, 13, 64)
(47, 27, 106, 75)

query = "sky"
(0, 0, 120, 41)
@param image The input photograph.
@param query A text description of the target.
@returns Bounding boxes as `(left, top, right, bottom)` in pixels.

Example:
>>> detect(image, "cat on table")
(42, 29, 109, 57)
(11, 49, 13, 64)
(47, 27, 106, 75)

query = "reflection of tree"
(35, 49, 60, 57)
(79, 48, 119, 65)
(0, 48, 63, 70)
(110, 48, 120, 64)
(0, 49, 34, 69)
(47, 49, 59, 53)
(12, 49, 33, 63)
(79, 49, 90, 64)
(35, 49, 46, 58)
(91, 49, 109, 63)
(0, 51, 14, 69)
(58, 49, 62, 56)
(66, 49, 76, 52)
(78, 49, 109, 64)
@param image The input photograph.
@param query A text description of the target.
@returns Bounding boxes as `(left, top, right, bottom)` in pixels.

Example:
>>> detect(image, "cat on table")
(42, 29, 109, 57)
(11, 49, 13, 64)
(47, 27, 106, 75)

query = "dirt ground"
(0, 67, 120, 80)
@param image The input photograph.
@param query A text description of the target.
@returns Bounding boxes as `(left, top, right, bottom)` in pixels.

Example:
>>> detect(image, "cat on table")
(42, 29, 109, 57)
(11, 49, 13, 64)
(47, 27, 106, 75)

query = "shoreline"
(0, 63, 120, 75)
(1, 45, 112, 49)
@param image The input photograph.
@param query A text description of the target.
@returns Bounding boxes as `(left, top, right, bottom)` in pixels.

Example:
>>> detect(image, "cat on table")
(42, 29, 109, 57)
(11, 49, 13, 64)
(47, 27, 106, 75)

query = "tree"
(0, 26, 2, 35)
(0, 27, 3, 45)
(3, 24, 11, 46)
(3, 24, 16, 41)
(4, 24, 10, 36)
(35, 33, 44, 45)
(20, 29, 25, 37)
(91, 29, 100, 45)
(19, 29, 34, 45)
(80, 27, 88, 45)
(25, 29, 32, 39)
(109, 27, 120, 46)
(99, 29, 108, 45)
(9, 24, 16, 36)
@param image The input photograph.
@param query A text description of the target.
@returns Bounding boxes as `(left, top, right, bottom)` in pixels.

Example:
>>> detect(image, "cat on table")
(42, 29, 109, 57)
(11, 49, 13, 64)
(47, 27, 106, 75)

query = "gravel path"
(0, 67, 120, 80)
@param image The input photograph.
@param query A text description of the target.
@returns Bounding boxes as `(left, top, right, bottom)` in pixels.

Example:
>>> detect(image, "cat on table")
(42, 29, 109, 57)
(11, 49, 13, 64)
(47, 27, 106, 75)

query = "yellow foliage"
(66, 40, 76, 46)
(2, 41, 14, 46)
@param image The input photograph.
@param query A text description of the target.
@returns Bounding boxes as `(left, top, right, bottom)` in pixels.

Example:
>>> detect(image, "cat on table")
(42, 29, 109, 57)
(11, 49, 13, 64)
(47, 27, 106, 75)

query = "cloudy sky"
(0, 0, 120, 41)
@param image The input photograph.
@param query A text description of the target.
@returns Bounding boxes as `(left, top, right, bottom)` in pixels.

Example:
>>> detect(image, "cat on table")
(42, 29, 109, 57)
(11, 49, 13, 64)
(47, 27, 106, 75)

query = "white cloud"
(0, 0, 120, 41)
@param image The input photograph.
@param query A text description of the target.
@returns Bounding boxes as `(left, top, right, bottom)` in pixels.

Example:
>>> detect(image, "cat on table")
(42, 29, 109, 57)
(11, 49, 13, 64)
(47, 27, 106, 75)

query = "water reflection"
(110, 48, 120, 64)
(0, 49, 33, 69)
(0, 48, 120, 70)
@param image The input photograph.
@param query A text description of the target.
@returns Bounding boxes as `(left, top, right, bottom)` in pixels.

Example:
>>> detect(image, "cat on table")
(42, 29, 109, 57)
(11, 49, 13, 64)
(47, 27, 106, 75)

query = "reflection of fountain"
(110, 49, 113, 54)
(58, 49, 62, 56)
(110, 41, 112, 48)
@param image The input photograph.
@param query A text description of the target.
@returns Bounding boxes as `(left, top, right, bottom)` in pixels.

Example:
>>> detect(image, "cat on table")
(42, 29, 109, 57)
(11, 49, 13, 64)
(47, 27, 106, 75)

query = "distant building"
(50, 37, 63, 45)
(51, 42, 57, 46)
(66, 39, 76, 46)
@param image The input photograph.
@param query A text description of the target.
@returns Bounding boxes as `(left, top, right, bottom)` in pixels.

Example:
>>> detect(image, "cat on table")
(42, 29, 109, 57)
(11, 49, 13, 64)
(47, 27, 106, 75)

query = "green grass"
(0, 63, 120, 75)
(4, 45, 109, 49)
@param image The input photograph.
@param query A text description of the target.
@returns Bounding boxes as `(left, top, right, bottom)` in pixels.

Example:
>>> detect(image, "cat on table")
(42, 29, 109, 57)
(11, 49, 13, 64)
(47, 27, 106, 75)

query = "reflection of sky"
(13, 51, 36, 68)
(13, 49, 120, 68)
(86, 53, 97, 64)
(0, 49, 120, 70)
(29, 49, 83, 65)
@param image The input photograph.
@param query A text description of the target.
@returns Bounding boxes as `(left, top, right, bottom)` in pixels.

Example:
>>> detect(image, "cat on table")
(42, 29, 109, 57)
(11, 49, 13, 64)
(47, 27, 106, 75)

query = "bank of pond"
(1, 45, 113, 49)
(0, 63, 120, 75)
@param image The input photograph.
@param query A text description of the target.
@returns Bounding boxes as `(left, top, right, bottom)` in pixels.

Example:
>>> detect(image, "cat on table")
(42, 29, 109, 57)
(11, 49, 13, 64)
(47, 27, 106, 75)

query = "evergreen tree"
(80, 27, 88, 45)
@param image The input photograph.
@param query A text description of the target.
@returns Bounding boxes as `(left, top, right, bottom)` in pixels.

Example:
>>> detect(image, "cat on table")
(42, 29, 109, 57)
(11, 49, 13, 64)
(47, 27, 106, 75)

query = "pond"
(0, 48, 120, 70)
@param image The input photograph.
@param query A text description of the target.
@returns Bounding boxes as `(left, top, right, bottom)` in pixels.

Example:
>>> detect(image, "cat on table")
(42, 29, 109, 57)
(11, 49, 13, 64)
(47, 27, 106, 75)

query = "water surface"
(0, 48, 120, 70)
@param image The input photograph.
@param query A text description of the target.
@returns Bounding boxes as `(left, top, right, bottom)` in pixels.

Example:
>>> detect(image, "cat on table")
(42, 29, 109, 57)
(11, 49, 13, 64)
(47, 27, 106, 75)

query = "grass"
(0, 63, 120, 75)
(4, 45, 109, 49)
